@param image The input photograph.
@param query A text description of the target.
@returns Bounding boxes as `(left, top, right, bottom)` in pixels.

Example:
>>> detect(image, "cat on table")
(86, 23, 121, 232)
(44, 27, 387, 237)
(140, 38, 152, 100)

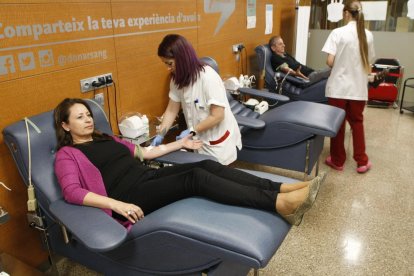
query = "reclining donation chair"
(201, 57, 345, 177)
(3, 99, 301, 275)
(255, 44, 327, 103)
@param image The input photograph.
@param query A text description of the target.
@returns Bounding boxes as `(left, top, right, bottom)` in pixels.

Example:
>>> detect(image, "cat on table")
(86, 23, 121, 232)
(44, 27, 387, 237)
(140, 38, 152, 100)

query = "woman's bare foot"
(275, 186, 309, 216)
(276, 172, 326, 225)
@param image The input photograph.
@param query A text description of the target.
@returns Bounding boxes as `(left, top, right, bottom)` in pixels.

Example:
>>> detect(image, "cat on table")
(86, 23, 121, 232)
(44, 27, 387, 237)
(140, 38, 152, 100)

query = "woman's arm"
(83, 192, 144, 223)
(139, 134, 203, 160)
(194, 104, 224, 133)
(158, 99, 181, 135)
(326, 54, 335, 68)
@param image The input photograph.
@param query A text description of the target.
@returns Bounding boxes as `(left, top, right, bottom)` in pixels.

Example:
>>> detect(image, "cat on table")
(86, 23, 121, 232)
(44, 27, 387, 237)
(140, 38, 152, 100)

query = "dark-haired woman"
(151, 34, 241, 165)
(322, 0, 375, 173)
(54, 98, 326, 228)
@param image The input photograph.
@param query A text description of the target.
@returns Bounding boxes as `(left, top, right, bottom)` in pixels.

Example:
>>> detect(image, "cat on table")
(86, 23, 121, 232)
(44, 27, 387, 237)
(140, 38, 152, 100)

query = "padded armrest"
(49, 200, 127, 252)
(284, 74, 309, 87)
(154, 150, 217, 164)
(234, 114, 265, 129)
(262, 101, 345, 137)
(238, 87, 289, 102)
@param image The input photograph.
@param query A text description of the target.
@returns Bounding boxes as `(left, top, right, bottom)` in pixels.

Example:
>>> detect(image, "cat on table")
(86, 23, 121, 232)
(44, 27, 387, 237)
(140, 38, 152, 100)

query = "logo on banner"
(0, 55, 16, 75)
(18, 52, 35, 71)
(204, 0, 235, 35)
(39, 49, 54, 67)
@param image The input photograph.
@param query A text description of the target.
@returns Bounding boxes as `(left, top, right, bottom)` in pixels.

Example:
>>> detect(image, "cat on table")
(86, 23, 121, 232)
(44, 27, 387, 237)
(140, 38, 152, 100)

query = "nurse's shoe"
(356, 161, 372, 174)
(325, 156, 344, 171)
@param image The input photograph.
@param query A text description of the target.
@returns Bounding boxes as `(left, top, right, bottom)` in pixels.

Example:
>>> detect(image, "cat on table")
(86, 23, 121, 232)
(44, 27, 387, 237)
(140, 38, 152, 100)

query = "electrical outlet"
(232, 43, 244, 53)
(94, 92, 104, 106)
(80, 73, 113, 93)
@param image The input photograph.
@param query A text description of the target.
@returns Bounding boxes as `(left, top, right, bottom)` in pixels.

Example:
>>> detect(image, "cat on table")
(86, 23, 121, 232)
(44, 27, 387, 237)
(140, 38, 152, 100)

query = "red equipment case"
(368, 58, 404, 107)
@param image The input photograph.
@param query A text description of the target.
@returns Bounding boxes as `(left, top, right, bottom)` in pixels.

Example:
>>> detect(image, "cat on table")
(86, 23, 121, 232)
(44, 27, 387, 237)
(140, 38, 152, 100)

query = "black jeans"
(123, 160, 282, 215)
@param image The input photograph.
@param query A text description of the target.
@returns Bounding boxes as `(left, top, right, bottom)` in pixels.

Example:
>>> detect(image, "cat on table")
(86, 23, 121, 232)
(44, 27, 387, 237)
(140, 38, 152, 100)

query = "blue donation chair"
(201, 57, 345, 177)
(255, 44, 327, 103)
(3, 99, 300, 276)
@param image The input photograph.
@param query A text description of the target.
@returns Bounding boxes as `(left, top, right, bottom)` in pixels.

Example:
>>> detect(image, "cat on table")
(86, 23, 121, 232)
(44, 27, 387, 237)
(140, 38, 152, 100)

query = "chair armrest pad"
(234, 115, 265, 129)
(154, 150, 217, 164)
(49, 200, 127, 252)
(285, 75, 309, 86)
(238, 87, 289, 102)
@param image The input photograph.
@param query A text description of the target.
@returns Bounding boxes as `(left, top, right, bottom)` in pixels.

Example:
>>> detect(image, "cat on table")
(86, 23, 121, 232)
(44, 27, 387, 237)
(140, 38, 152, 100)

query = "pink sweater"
(54, 136, 135, 227)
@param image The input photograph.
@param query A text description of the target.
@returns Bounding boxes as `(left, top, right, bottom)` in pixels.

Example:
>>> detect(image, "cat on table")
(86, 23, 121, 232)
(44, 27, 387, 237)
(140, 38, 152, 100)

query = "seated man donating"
(269, 36, 331, 84)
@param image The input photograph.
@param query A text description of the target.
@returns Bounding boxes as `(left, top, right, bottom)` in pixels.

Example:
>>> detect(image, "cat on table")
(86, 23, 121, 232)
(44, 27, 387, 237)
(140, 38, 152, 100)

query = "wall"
(0, 0, 296, 268)
(307, 29, 414, 102)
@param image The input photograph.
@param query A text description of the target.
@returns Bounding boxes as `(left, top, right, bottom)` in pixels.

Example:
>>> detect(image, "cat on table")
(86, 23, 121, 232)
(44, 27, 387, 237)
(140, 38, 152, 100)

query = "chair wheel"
(400, 110, 404, 114)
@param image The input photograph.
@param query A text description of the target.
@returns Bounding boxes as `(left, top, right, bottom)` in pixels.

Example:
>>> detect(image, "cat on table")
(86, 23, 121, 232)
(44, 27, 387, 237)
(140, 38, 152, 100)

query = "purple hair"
(158, 34, 205, 89)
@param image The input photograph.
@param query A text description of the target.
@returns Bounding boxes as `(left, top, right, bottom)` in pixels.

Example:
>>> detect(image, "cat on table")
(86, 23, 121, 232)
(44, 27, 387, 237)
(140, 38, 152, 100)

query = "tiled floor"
(50, 106, 414, 276)
(247, 105, 414, 275)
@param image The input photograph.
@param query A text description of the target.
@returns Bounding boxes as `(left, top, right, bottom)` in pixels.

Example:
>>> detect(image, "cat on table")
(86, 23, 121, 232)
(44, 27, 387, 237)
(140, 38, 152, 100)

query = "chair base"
(238, 135, 324, 176)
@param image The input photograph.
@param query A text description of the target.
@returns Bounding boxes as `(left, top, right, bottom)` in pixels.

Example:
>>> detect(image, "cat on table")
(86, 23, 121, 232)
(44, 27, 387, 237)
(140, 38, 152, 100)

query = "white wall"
(307, 30, 414, 103)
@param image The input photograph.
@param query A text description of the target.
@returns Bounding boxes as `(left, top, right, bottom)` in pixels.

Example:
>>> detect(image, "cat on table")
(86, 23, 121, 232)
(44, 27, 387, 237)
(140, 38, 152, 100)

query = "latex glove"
(176, 129, 191, 141)
(150, 134, 164, 146)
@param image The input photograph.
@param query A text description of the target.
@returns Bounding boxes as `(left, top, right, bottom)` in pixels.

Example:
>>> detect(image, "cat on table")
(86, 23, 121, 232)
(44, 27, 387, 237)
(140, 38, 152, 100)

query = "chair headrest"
(255, 44, 277, 91)
(2, 99, 112, 208)
(200, 57, 220, 74)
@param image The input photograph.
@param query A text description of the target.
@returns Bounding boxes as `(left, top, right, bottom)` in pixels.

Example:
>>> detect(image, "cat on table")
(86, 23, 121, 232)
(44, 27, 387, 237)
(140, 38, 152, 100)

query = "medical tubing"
(278, 70, 291, 94)
(113, 80, 120, 126)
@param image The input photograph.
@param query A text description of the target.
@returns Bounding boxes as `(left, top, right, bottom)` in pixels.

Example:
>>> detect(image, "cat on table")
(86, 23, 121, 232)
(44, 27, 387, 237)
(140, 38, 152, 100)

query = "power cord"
(238, 45, 246, 75)
(110, 79, 120, 126)
(105, 85, 113, 131)
(91, 75, 116, 131)
(104, 76, 118, 132)
(24, 118, 37, 212)
(242, 46, 247, 75)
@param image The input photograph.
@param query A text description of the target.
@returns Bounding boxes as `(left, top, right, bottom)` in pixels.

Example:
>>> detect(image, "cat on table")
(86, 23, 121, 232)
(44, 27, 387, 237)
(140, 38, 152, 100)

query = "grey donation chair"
(255, 44, 327, 103)
(201, 57, 345, 177)
(3, 99, 300, 275)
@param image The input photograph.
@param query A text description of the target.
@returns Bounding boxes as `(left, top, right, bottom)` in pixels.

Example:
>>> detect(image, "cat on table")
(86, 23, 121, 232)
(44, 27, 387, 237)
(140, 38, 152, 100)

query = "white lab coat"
(169, 66, 242, 165)
(322, 21, 375, 101)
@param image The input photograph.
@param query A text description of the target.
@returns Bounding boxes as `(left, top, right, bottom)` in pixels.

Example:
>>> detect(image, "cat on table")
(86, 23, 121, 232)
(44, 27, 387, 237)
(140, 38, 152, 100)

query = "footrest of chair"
(130, 198, 289, 269)
(262, 101, 345, 137)
(126, 170, 296, 269)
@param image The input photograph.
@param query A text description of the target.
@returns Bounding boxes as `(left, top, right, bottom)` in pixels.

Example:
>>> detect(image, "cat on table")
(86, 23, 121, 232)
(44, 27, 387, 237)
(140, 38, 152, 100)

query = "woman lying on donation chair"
(54, 98, 327, 226)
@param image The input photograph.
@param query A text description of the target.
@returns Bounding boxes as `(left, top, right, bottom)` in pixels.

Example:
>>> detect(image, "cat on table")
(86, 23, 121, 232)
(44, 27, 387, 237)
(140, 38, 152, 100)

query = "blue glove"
(150, 134, 164, 146)
(176, 129, 191, 141)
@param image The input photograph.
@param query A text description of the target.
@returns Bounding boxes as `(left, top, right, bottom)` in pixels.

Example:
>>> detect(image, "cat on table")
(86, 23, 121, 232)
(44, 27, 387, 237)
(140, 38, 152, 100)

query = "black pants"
(123, 160, 282, 215)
